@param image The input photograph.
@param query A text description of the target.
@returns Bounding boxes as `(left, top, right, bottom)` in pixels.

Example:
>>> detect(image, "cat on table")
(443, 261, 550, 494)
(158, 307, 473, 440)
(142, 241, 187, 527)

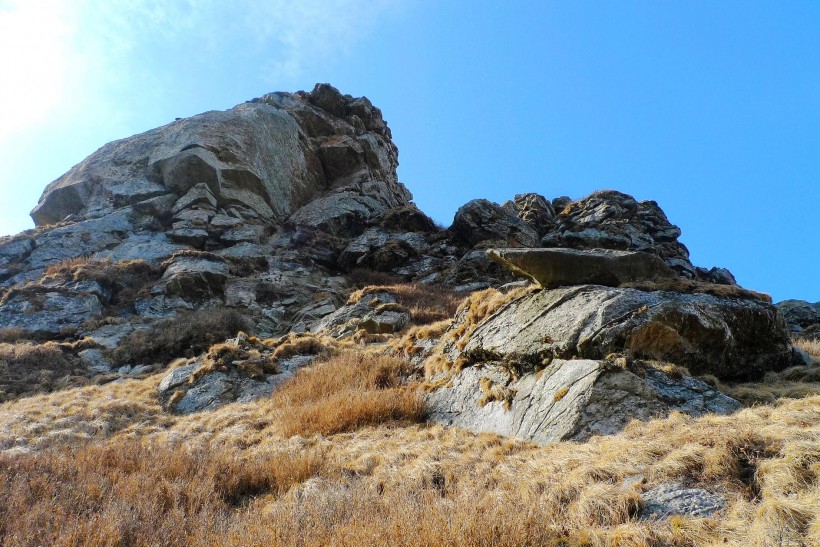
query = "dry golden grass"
(269, 351, 425, 437)
(347, 282, 462, 325)
(795, 337, 820, 358)
(701, 365, 820, 406)
(3, 336, 820, 545)
(2, 392, 820, 545)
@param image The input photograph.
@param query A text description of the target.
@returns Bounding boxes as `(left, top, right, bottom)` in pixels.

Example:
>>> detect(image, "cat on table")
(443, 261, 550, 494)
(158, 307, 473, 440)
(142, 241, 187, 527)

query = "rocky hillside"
(0, 84, 819, 545)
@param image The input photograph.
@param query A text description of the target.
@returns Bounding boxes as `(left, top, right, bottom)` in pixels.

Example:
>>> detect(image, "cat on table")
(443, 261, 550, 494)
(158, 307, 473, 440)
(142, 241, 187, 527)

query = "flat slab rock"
(488, 247, 676, 289)
(426, 359, 740, 444)
(640, 483, 727, 520)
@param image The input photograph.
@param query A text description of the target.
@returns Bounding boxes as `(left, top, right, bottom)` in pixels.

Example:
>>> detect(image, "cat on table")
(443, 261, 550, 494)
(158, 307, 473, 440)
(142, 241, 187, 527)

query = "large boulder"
(31, 84, 411, 231)
(463, 285, 796, 380)
(488, 247, 676, 288)
(426, 358, 740, 444)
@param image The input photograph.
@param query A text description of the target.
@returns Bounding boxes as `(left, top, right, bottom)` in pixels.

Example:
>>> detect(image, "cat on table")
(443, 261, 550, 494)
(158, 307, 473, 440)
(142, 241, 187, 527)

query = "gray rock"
(26, 211, 133, 270)
(640, 483, 727, 519)
(134, 295, 193, 318)
(311, 291, 396, 336)
(488, 247, 676, 289)
(97, 232, 188, 262)
(338, 228, 428, 271)
(83, 323, 142, 349)
(162, 255, 229, 299)
(172, 183, 217, 213)
(158, 363, 197, 392)
(501, 193, 556, 236)
(32, 85, 410, 229)
(463, 285, 796, 380)
(0, 291, 102, 336)
(426, 359, 739, 444)
(450, 199, 539, 247)
(129, 364, 153, 376)
(78, 348, 112, 372)
(167, 227, 209, 247)
(173, 372, 235, 413)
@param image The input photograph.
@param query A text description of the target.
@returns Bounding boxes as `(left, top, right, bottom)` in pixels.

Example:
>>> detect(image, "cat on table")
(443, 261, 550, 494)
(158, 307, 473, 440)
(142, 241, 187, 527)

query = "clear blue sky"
(1, 1, 817, 302)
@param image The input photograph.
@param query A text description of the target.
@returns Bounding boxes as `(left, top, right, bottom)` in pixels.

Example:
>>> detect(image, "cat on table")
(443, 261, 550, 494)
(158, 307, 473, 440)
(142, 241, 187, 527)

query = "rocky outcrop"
(777, 299, 820, 337)
(31, 84, 410, 230)
(426, 358, 739, 444)
(450, 199, 539, 248)
(539, 190, 698, 277)
(464, 285, 796, 380)
(488, 247, 676, 289)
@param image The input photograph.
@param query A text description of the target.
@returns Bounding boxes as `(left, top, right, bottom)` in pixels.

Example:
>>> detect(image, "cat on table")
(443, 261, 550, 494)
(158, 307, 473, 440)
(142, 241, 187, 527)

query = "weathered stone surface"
(157, 363, 197, 392)
(310, 291, 409, 336)
(640, 483, 727, 519)
(488, 247, 676, 289)
(443, 248, 516, 290)
(0, 291, 102, 336)
(463, 285, 796, 380)
(426, 359, 739, 444)
(372, 206, 438, 234)
(450, 199, 539, 248)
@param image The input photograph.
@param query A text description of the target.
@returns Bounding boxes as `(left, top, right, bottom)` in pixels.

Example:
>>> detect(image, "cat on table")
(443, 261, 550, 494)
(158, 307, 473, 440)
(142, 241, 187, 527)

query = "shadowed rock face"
(487, 247, 677, 289)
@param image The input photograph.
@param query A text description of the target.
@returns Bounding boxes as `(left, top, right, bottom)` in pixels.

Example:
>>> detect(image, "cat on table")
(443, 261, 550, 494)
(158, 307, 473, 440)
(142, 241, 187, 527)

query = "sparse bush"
(111, 308, 252, 365)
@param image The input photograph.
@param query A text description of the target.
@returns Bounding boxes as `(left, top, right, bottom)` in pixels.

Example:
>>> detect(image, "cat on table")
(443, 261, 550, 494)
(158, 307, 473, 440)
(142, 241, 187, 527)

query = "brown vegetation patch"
(620, 278, 772, 302)
(269, 351, 425, 437)
(794, 337, 820, 358)
(110, 308, 252, 366)
(704, 365, 820, 406)
(347, 282, 462, 326)
(0, 342, 93, 401)
(0, 440, 327, 546)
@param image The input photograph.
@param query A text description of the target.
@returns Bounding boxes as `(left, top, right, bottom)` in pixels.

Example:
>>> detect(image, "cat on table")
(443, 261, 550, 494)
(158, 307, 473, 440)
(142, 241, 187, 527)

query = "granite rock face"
(426, 358, 740, 444)
(0, 83, 807, 448)
(31, 84, 410, 228)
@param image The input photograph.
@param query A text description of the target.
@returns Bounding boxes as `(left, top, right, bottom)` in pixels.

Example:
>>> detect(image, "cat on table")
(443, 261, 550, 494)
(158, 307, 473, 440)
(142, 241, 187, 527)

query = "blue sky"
(0, 0, 817, 302)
